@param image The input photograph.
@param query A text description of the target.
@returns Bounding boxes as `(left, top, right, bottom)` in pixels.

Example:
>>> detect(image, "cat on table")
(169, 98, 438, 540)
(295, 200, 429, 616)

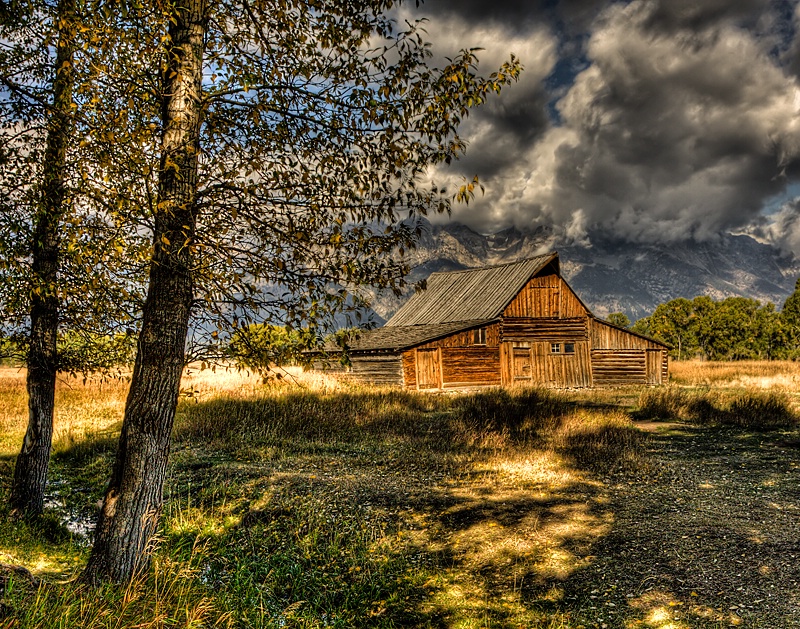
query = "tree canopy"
(64, 0, 523, 584)
(633, 288, 799, 361)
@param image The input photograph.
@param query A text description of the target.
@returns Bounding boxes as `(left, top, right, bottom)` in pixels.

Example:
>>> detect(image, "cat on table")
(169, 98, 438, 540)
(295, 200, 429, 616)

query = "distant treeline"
(618, 279, 800, 361)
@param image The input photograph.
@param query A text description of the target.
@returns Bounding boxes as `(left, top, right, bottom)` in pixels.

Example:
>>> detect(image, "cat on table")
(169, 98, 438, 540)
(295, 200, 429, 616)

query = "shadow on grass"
(15, 386, 794, 627)
(160, 387, 644, 627)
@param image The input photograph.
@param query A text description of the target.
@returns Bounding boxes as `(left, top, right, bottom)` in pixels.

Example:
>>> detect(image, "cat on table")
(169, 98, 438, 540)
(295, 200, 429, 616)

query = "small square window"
(551, 343, 561, 354)
(473, 327, 487, 345)
(564, 343, 575, 354)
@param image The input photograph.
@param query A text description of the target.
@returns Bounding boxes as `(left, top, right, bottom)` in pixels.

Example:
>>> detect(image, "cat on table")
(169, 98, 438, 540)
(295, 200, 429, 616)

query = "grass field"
(0, 362, 798, 628)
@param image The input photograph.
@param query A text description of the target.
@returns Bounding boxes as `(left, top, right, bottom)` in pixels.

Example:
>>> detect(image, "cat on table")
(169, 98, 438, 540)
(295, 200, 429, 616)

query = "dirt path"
(556, 424, 800, 628)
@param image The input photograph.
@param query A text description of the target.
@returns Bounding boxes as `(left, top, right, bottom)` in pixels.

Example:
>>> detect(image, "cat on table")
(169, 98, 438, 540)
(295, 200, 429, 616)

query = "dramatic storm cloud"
(414, 0, 800, 251)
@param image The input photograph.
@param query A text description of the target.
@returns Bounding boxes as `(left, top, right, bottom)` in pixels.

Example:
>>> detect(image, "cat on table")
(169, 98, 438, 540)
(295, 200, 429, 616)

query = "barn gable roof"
(385, 253, 558, 327)
(345, 319, 495, 352)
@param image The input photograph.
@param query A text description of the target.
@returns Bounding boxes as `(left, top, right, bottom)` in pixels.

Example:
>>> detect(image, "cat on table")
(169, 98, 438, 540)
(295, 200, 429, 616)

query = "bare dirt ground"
(555, 423, 800, 628)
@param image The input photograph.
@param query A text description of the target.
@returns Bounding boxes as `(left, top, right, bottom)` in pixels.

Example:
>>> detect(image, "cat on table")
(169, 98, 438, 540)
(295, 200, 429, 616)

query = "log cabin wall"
(348, 353, 404, 385)
(498, 313, 592, 388)
(440, 347, 501, 387)
(591, 349, 647, 386)
(589, 319, 668, 386)
(503, 274, 589, 319)
(501, 317, 588, 342)
(404, 323, 502, 388)
(501, 341, 592, 388)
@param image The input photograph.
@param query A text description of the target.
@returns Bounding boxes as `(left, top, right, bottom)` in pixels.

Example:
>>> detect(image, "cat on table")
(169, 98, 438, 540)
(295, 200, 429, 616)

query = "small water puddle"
(44, 478, 96, 544)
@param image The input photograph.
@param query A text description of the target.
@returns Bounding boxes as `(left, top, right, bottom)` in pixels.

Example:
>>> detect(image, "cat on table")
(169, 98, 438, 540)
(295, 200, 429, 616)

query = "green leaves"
(228, 323, 314, 372)
(637, 293, 794, 361)
(1, 0, 521, 364)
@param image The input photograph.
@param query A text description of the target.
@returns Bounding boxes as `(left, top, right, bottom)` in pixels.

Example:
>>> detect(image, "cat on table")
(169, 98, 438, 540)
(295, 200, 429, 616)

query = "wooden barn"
(316, 253, 668, 389)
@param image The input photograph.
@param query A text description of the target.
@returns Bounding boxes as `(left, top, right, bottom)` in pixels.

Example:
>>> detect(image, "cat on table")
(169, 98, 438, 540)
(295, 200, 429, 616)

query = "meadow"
(0, 361, 798, 628)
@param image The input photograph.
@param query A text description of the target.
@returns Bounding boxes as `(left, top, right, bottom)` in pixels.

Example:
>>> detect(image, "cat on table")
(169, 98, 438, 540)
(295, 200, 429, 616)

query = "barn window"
(473, 327, 487, 345)
(551, 343, 561, 353)
(564, 342, 575, 354)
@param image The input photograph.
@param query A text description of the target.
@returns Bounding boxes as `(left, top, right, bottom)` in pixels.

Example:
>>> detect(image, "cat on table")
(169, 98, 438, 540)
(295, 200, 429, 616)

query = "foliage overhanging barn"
(318, 253, 668, 389)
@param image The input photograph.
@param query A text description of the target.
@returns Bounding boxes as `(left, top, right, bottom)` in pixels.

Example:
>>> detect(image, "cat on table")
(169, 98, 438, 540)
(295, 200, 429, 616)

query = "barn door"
(645, 350, 663, 385)
(416, 348, 441, 389)
(512, 347, 532, 382)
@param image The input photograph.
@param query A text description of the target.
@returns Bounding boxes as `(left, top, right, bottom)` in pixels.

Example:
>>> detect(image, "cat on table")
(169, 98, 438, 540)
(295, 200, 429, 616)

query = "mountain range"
(366, 220, 800, 324)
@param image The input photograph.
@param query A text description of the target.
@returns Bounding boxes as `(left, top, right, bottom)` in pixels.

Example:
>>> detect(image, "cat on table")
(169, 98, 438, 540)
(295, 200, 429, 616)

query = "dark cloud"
(417, 0, 545, 32)
(417, 0, 608, 34)
(643, 0, 768, 32)
(416, 0, 800, 252)
(452, 83, 552, 178)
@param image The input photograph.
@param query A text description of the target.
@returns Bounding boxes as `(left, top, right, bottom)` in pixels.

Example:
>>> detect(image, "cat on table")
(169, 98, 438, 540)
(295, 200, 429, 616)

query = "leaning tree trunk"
(81, 0, 206, 584)
(9, 0, 75, 518)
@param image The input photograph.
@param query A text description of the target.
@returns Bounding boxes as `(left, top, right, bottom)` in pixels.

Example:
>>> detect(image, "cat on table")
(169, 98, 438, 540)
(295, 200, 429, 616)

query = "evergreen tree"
(606, 312, 630, 328)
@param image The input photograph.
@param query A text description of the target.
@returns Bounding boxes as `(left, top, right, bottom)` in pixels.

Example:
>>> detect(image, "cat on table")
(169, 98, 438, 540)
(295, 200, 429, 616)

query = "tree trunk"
(81, 0, 207, 584)
(9, 0, 75, 518)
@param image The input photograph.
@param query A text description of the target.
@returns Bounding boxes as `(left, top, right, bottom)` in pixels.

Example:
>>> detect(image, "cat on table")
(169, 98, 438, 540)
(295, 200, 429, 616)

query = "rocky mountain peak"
(366, 220, 800, 323)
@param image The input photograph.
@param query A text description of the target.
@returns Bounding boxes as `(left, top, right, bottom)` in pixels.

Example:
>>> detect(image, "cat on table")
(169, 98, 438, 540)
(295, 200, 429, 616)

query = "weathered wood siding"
(591, 349, 646, 386)
(590, 319, 668, 385)
(645, 349, 668, 385)
(416, 348, 442, 389)
(590, 319, 664, 350)
(402, 351, 417, 389)
(415, 323, 500, 349)
(502, 341, 592, 388)
(311, 356, 347, 373)
(503, 274, 589, 319)
(348, 353, 404, 385)
(501, 317, 588, 341)
(441, 347, 501, 388)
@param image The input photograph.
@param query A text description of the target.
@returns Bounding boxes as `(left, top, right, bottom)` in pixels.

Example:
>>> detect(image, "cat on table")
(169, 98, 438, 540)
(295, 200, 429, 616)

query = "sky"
(400, 0, 800, 254)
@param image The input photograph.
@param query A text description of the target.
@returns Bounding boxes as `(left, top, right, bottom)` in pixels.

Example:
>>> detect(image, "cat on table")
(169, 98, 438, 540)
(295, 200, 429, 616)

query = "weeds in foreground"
(637, 386, 799, 429)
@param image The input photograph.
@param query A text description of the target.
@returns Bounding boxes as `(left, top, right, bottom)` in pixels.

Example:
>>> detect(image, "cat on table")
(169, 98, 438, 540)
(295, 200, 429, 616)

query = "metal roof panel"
(385, 254, 557, 326)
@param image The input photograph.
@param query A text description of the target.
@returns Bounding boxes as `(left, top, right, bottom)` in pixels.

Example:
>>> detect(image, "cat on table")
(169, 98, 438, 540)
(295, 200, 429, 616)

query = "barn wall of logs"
(347, 354, 404, 385)
(441, 348, 501, 387)
(415, 323, 501, 349)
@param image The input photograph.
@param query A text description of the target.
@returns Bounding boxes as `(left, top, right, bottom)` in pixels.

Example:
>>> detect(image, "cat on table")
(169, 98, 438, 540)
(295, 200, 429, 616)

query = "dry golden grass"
(670, 359, 800, 389)
(2, 362, 798, 628)
(0, 364, 340, 456)
(0, 368, 130, 456)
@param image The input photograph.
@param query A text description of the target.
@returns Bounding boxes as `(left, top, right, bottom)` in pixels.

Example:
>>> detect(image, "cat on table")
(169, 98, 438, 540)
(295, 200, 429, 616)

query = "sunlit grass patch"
(670, 359, 800, 390)
(621, 588, 739, 629)
(3, 543, 228, 629)
(0, 504, 85, 581)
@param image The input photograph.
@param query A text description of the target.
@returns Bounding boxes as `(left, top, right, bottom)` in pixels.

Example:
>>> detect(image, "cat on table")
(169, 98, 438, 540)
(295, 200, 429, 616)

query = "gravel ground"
(559, 423, 800, 628)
